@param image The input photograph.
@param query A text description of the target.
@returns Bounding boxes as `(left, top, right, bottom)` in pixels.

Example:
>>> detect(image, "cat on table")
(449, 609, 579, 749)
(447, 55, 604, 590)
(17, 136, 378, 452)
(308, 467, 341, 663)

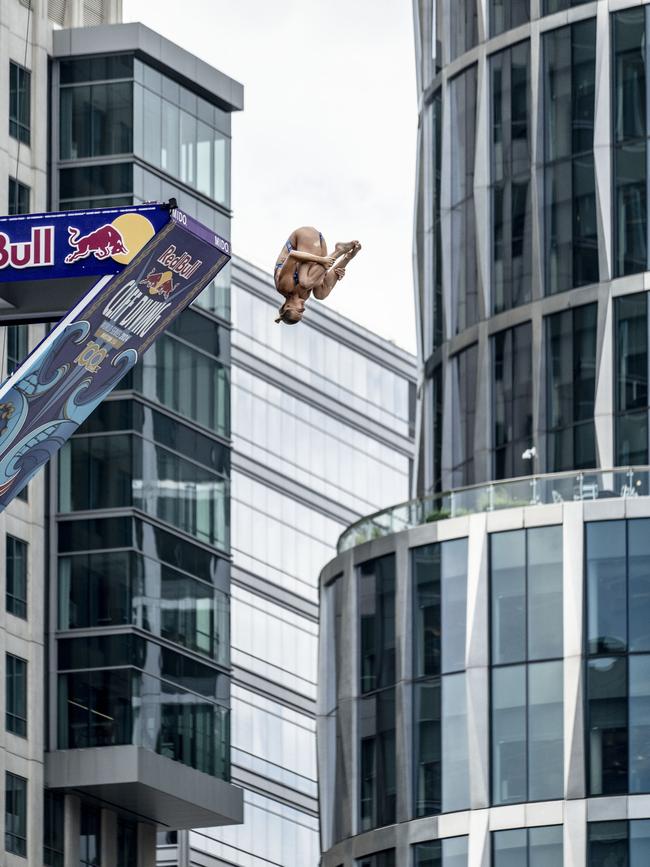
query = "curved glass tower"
(317, 2, 650, 866)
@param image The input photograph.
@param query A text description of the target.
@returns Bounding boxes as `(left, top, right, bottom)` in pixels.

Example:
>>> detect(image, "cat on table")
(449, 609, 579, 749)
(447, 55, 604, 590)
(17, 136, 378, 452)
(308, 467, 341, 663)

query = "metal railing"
(337, 466, 650, 553)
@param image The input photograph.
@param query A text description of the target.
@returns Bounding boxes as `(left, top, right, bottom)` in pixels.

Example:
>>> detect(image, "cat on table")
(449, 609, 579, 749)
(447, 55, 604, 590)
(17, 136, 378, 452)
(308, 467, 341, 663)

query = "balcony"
(338, 466, 650, 552)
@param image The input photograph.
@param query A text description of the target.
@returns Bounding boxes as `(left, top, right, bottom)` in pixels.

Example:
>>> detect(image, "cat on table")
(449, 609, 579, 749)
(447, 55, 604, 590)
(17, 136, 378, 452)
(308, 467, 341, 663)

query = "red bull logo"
(139, 270, 176, 301)
(0, 226, 54, 270)
(157, 245, 203, 280)
(65, 224, 128, 265)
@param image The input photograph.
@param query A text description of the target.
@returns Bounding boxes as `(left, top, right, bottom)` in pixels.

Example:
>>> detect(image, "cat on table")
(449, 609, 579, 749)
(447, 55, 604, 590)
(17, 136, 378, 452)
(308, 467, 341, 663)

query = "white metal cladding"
(317, 496, 650, 866)
(412, 0, 650, 495)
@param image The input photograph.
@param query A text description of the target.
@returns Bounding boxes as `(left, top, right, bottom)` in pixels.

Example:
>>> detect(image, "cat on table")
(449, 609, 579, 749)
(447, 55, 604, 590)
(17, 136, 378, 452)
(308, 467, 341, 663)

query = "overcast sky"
(123, 0, 417, 353)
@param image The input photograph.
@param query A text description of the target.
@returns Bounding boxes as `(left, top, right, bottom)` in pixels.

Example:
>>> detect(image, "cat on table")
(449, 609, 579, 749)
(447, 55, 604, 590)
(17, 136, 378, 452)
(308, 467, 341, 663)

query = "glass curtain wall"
(588, 821, 650, 866)
(546, 303, 597, 471)
(413, 540, 469, 817)
(359, 555, 396, 831)
(615, 294, 648, 464)
(491, 41, 532, 313)
(493, 827, 563, 867)
(543, 18, 598, 295)
(452, 344, 479, 486)
(613, 8, 648, 277)
(450, 65, 479, 333)
(57, 634, 230, 778)
(490, 0, 529, 37)
(586, 519, 650, 796)
(493, 322, 533, 479)
(490, 527, 564, 805)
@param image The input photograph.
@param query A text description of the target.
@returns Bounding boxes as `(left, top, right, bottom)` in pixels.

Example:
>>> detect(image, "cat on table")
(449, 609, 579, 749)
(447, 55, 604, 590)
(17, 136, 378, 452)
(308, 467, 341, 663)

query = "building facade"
(318, 1, 650, 866)
(0, 2, 244, 864)
(156, 257, 416, 867)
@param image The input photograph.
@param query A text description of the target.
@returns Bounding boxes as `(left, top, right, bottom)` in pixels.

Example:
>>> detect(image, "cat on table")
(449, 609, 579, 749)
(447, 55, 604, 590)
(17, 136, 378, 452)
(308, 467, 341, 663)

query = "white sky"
(123, 0, 418, 353)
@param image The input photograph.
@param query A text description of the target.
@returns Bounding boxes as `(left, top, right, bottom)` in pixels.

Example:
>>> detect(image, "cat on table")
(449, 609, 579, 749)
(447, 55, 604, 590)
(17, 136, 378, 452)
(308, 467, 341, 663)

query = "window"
(8, 177, 29, 215)
(6, 535, 27, 619)
(588, 820, 650, 866)
(491, 41, 531, 312)
(414, 837, 469, 867)
(452, 344, 478, 486)
(546, 303, 597, 471)
(613, 9, 648, 277)
(7, 324, 28, 375)
(491, 527, 564, 805)
(9, 61, 30, 144)
(543, 0, 594, 12)
(360, 689, 396, 832)
(117, 818, 138, 867)
(432, 91, 443, 353)
(543, 18, 598, 294)
(493, 827, 563, 866)
(60, 81, 133, 159)
(490, 0, 529, 37)
(79, 803, 101, 867)
(359, 555, 395, 694)
(359, 555, 396, 832)
(6, 654, 26, 737)
(5, 772, 27, 856)
(615, 294, 649, 464)
(493, 323, 533, 479)
(450, 65, 478, 333)
(586, 519, 650, 796)
(413, 540, 469, 817)
(44, 790, 64, 867)
(449, 0, 478, 61)
(357, 850, 395, 867)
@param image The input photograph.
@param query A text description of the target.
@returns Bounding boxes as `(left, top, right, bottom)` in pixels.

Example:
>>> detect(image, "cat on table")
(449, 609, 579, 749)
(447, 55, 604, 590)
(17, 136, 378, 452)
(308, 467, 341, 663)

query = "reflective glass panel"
(491, 531, 526, 665)
(415, 681, 441, 817)
(528, 526, 563, 660)
(5, 773, 27, 856)
(615, 295, 648, 464)
(359, 556, 396, 693)
(359, 689, 396, 831)
(588, 821, 628, 867)
(528, 661, 563, 800)
(492, 664, 526, 805)
(629, 655, 650, 793)
(443, 673, 469, 812)
(587, 522, 627, 654)
(588, 657, 628, 796)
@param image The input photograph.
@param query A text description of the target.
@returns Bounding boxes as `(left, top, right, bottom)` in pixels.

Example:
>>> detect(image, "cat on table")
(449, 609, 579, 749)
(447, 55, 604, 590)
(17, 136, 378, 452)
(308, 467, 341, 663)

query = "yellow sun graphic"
(110, 213, 156, 265)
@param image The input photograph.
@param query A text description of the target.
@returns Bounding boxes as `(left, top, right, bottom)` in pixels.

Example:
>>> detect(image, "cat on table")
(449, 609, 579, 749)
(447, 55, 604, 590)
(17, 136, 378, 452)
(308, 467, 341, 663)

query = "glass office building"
(318, 2, 650, 866)
(156, 257, 416, 867)
(0, 3, 244, 863)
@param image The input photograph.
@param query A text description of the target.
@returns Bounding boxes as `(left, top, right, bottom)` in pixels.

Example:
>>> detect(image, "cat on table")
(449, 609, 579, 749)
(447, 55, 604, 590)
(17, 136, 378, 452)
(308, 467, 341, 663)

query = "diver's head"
(275, 297, 304, 325)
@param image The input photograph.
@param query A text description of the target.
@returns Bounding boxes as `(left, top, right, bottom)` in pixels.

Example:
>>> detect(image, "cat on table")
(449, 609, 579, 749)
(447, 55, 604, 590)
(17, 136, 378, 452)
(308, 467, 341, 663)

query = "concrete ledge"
(46, 746, 244, 830)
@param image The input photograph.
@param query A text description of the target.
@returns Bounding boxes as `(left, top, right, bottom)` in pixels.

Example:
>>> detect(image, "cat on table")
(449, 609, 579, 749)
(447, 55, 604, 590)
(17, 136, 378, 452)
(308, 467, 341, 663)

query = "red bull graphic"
(65, 224, 128, 264)
(0, 226, 54, 270)
(0, 205, 230, 511)
(157, 245, 203, 279)
(140, 270, 176, 301)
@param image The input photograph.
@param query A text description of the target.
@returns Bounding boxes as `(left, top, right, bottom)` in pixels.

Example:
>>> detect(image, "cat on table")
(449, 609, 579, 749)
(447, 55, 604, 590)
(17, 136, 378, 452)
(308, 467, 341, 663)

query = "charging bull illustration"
(139, 270, 176, 301)
(65, 224, 128, 264)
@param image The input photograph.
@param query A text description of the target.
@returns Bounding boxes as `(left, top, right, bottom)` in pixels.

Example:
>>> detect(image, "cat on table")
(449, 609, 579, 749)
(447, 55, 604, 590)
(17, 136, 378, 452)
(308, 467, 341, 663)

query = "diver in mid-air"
(273, 227, 361, 325)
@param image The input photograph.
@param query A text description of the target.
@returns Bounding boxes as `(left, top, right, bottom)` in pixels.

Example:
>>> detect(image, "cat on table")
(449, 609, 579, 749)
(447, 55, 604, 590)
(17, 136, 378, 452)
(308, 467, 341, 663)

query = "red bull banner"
(0, 204, 230, 510)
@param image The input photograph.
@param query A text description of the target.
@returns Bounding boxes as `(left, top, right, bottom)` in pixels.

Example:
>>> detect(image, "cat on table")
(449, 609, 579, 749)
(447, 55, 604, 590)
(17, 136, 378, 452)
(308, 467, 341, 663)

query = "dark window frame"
(5, 771, 27, 857)
(6, 534, 28, 620)
(9, 61, 31, 145)
(6, 653, 27, 737)
(8, 177, 30, 215)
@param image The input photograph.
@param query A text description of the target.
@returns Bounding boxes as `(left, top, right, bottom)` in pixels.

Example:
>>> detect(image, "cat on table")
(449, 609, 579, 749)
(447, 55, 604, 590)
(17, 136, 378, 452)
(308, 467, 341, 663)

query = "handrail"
(337, 466, 650, 552)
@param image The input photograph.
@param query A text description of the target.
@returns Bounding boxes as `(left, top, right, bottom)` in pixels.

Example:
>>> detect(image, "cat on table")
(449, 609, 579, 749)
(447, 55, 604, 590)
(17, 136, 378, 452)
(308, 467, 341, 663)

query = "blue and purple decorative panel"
(0, 205, 230, 510)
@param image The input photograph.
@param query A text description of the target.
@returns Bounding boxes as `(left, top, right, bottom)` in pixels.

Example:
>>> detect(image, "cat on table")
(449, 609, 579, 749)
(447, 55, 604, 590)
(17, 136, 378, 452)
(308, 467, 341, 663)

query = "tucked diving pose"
(274, 227, 361, 324)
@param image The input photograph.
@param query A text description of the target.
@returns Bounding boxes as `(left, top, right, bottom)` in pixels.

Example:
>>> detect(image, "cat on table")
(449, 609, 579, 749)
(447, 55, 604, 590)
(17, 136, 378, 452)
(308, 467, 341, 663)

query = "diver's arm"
(288, 250, 334, 267)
